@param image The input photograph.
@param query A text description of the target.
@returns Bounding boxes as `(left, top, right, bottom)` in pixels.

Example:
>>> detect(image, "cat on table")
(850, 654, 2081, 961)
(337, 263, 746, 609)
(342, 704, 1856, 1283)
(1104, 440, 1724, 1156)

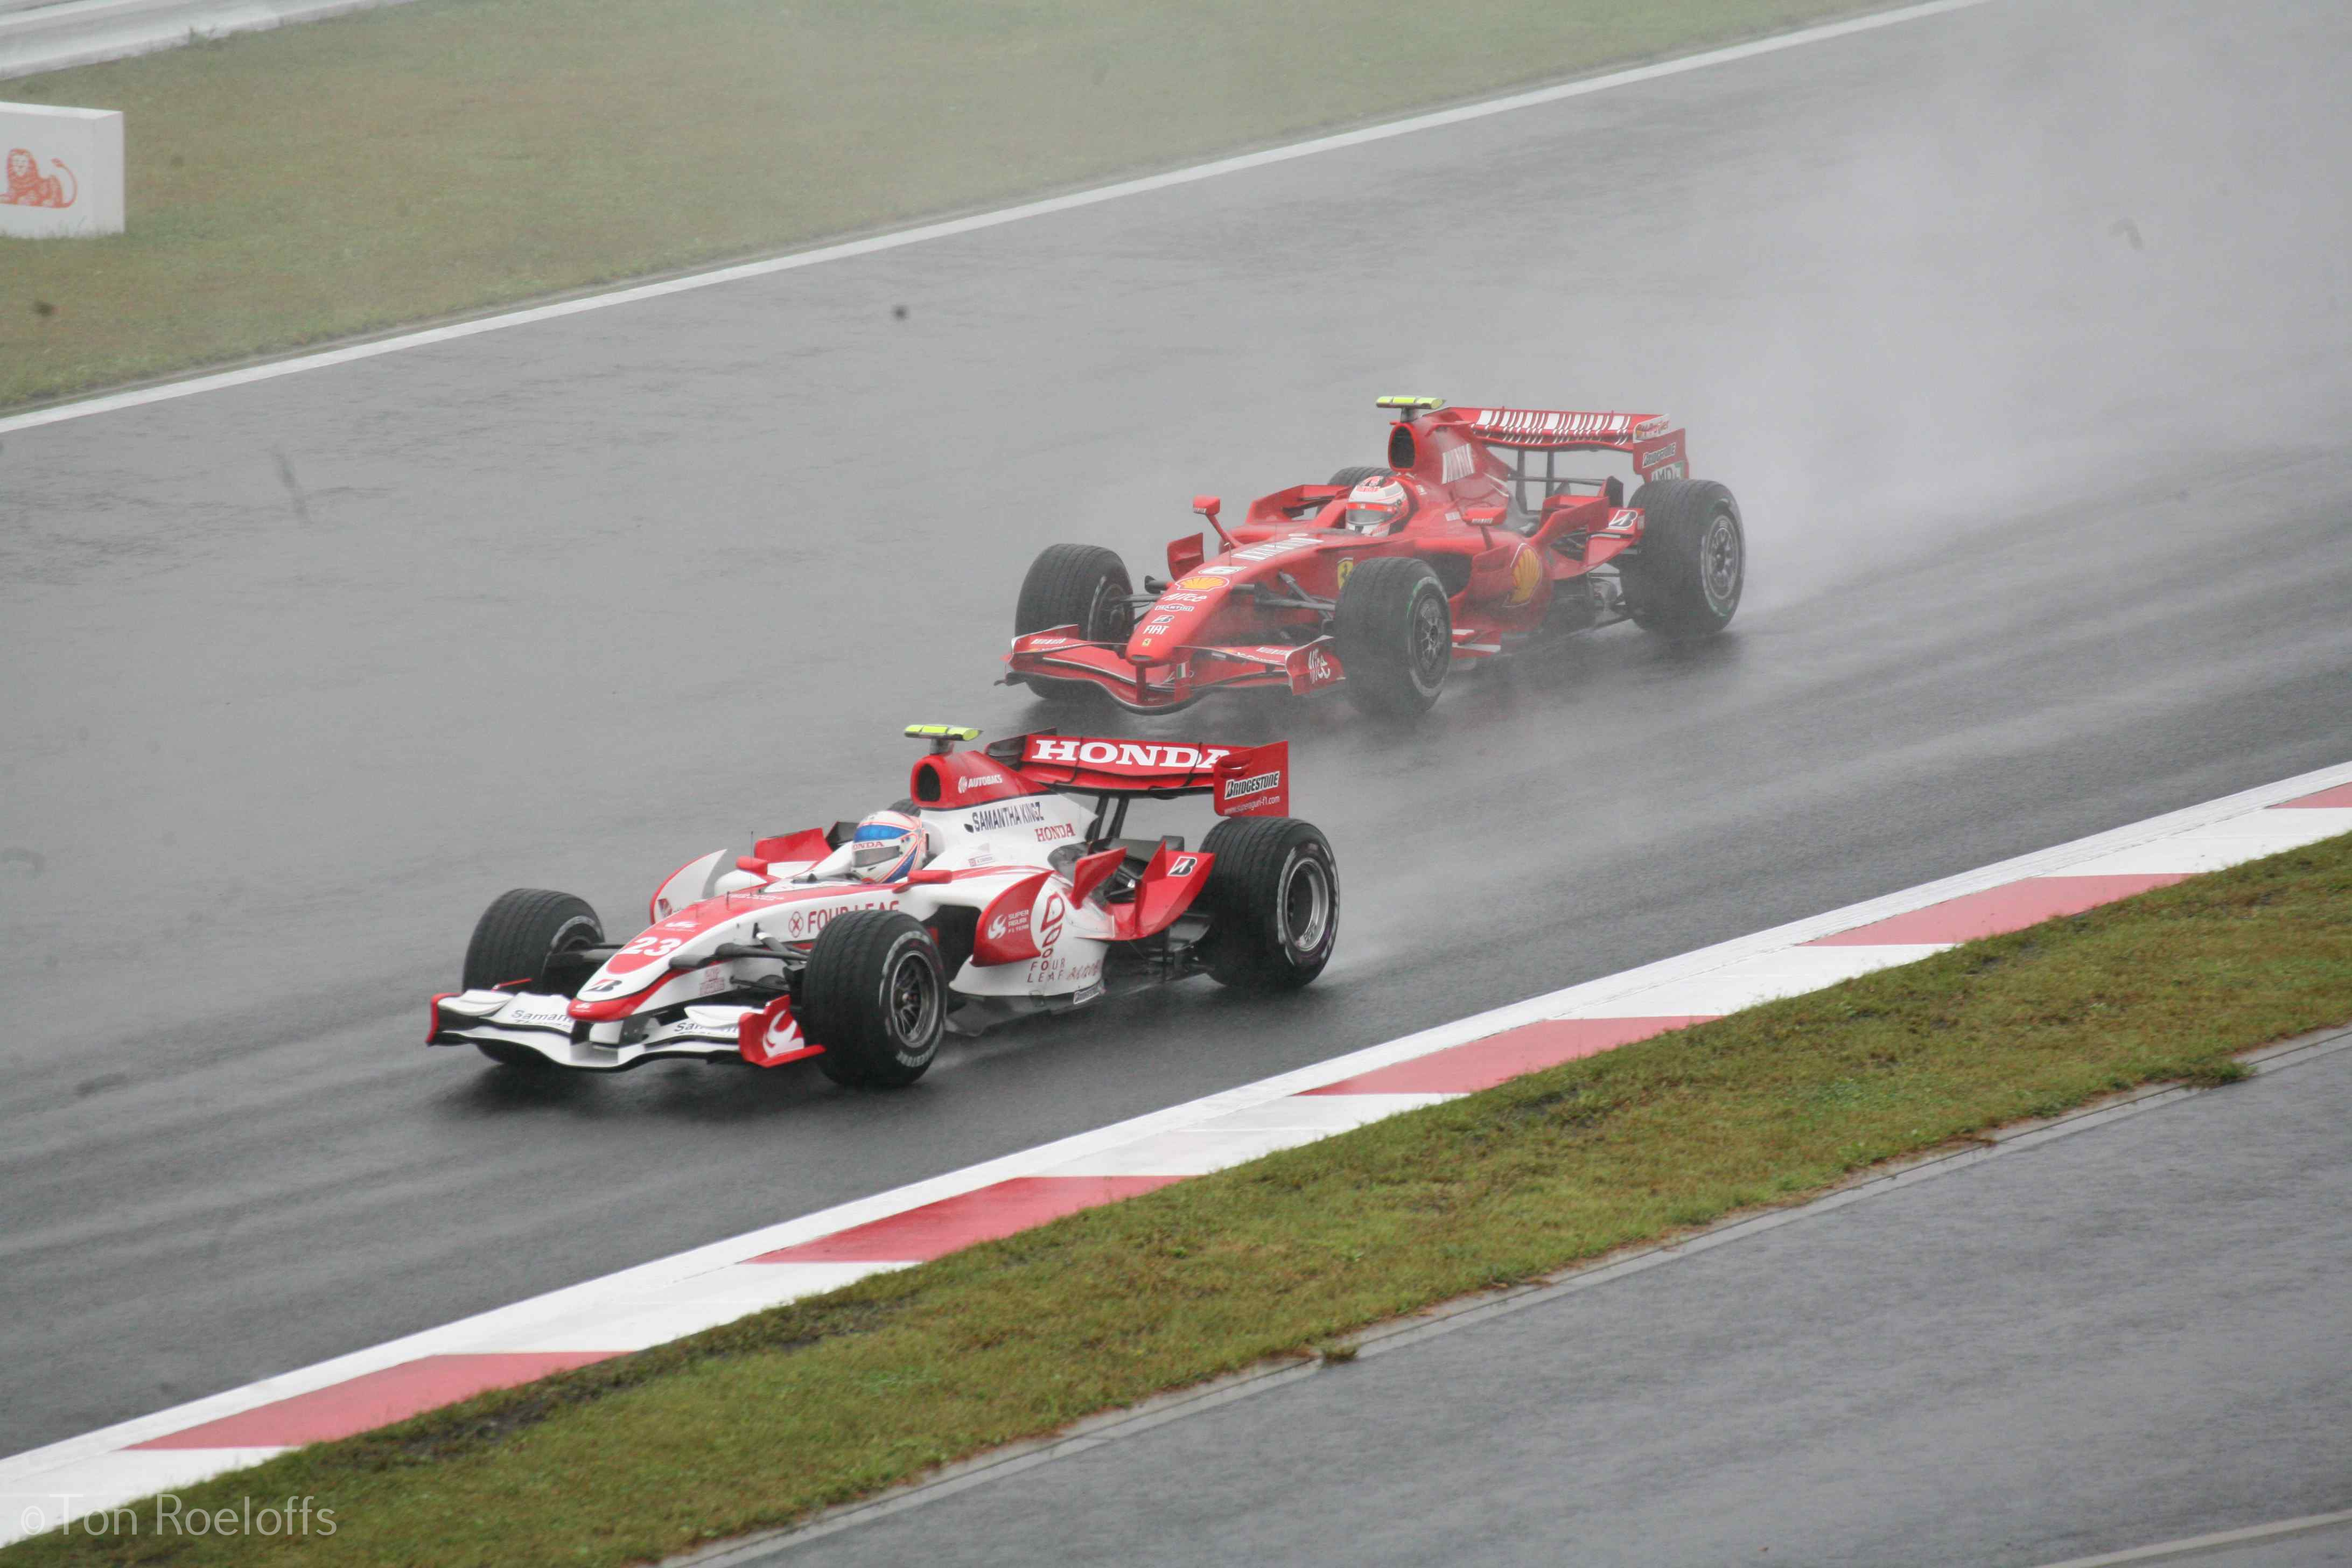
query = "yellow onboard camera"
(904, 723, 982, 754)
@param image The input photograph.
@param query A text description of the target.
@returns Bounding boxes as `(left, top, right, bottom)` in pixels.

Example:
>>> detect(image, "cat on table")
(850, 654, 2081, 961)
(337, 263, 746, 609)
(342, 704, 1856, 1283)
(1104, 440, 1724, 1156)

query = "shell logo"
(1175, 575, 1227, 592)
(1507, 543, 1543, 606)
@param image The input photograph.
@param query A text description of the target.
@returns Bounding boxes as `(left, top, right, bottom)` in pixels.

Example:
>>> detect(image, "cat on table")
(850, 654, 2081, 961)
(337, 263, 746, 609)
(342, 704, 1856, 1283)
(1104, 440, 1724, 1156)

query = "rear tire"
(1198, 817, 1339, 991)
(1334, 556, 1451, 718)
(1621, 479, 1744, 640)
(461, 889, 602, 1068)
(804, 911, 946, 1088)
(1327, 465, 1387, 489)
(1015, 543, 1133, 701)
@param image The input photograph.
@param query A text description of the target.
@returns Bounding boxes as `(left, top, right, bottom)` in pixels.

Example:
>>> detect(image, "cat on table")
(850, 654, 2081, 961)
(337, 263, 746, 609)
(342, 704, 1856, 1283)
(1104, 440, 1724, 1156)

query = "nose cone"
(1125, 575, 1229, 661)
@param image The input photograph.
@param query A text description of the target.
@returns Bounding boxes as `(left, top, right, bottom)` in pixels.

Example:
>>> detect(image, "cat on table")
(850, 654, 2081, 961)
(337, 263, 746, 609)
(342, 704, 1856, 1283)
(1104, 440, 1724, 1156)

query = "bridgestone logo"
(1224, 771, 1280, 799)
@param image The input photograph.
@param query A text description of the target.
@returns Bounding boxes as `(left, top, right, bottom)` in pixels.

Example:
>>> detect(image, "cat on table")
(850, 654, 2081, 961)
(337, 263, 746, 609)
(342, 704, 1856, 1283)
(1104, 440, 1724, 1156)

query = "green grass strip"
(0, 0, 1886, 411)
(12, 830, 2349, 1566)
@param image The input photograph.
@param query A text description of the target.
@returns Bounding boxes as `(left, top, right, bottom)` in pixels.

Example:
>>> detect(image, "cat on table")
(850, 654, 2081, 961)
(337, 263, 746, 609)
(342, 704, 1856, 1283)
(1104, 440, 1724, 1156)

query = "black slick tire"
(803, 911, 947, 1088)
(1327, 465, 1388, 489)
(1333, 555, 1451, 718)
(1621, 479, 1744, 640)
(1198, 816, 1339, 991)
(1014, 543, 1133, 701)
(460, 888, 603, 1068)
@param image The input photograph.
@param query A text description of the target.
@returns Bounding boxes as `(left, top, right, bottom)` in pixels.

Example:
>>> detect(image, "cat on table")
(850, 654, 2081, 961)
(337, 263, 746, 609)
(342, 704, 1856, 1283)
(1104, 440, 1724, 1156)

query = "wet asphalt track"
(3, 0, 2349, 1456)
(750, 1042, 2352, 1568)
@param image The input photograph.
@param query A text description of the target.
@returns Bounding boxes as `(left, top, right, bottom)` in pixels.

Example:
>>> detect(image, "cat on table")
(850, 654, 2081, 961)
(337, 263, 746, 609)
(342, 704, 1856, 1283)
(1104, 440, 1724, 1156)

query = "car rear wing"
(1452, 407, 1670, 451)
(1378, 397, 1690, 490)
(986, 732, 1291, 817)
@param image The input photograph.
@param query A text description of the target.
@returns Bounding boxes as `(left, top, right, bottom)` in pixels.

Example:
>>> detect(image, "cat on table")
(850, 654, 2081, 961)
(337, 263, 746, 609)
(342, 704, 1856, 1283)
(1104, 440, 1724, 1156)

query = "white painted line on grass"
(0, 0, 1993, 437)
(2024, 1507, 2352, 1568)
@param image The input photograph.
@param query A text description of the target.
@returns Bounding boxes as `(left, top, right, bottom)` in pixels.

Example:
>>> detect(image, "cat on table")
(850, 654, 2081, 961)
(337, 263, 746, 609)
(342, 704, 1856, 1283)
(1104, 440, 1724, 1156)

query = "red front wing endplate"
(1006, 631, 1343, 711)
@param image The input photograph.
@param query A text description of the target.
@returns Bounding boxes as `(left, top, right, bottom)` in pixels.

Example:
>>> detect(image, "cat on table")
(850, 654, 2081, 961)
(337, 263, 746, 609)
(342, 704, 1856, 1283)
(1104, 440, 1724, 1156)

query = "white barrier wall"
(1, 101, 122, 237)
(2, 0, 423, 81)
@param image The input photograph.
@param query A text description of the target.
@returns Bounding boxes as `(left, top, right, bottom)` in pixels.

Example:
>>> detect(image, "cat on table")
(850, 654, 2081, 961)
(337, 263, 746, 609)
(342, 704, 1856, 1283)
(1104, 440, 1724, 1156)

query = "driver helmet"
(848, 809, 926, 883)
(1341, 472, 1410, 534)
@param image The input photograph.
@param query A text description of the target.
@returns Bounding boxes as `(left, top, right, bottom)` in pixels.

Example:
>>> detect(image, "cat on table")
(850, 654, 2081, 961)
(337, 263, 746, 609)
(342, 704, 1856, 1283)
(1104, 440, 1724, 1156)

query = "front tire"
(461, 889, 603, 1068)
(804, 911, 946, 1088)
(1621, 479, 1744, 640)
(1334, 556, 1451, 719)
(1198, 817, 1339, 991)
(1015, 543, 1133, 701)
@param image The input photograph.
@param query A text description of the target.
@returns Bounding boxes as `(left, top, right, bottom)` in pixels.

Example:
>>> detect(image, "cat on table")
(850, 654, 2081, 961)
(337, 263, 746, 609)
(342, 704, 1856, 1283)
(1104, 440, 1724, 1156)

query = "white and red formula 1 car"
(428, 726, 1336, 1087)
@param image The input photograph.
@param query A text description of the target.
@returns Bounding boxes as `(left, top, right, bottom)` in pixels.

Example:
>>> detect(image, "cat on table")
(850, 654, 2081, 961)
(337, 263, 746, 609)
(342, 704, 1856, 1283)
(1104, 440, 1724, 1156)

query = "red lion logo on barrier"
(3, 148, 76, 208)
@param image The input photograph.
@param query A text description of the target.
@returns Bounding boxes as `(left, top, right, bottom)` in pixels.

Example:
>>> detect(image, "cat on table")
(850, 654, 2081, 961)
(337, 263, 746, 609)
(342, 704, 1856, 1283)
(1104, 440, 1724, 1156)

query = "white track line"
(2025, 1507, 2352, 1568)
(673, 1030, 2352, 1566)
(0, 0, 1992, 438)
(3, 755, 2346, 1546)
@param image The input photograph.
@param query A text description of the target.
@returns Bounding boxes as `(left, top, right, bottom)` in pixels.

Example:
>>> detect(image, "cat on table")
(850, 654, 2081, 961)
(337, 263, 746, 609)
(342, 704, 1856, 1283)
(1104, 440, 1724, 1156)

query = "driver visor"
(852, 835, 912, 870)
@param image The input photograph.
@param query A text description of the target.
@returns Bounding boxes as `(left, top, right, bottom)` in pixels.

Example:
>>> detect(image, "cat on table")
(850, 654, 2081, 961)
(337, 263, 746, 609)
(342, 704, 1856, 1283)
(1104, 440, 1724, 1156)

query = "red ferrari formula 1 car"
(1006, 397, 1745, 717)
(428, 726, 1335, 1087)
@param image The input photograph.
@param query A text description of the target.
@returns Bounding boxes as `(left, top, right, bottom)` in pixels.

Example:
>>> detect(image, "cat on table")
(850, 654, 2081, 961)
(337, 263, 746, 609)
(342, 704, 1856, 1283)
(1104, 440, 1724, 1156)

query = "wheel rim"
(1278, 853, 1333, 955)
(542, 914, 600, 993)
(1087, 577, 1132, 643)
(1409, 589, 1448, 687)
(887, 949, 939, 1046)
(1701, 513, 1741, 613)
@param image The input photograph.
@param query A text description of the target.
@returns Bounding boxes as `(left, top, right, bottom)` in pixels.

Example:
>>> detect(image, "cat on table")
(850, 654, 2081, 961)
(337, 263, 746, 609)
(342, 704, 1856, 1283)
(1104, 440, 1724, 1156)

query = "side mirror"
(1191, 494, 1231, 547)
